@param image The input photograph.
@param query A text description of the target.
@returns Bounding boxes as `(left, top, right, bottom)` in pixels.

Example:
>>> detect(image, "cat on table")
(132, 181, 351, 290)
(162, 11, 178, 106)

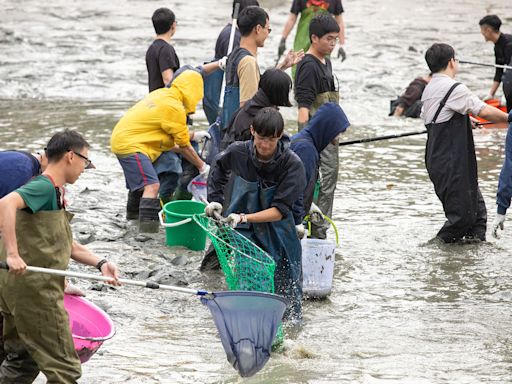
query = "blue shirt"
(0, 151, 41, 198)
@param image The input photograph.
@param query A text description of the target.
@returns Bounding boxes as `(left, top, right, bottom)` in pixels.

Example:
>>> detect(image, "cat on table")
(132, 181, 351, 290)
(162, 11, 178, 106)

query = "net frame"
(193, 214, 276, 292)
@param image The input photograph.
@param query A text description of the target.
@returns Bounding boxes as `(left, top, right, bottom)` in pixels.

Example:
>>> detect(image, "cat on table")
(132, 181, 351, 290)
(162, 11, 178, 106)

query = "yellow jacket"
(111, 70, 204, 162)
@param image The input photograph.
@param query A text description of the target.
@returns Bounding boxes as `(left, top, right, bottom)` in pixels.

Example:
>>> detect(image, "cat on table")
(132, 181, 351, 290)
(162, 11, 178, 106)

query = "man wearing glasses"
(0, 130, 120, 383)
(222, 6, 302, 130)
(294, 13, 342, 240)
(421, 43, 509, 243)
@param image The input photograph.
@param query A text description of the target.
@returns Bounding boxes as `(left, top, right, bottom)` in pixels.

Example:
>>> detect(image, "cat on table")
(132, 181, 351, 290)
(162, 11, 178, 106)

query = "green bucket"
(161, 200, 207, 251)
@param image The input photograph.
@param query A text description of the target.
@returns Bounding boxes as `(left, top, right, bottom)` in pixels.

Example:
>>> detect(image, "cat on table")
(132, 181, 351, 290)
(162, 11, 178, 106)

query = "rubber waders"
(138, 197, 161, 233)
(126, 189, 143, 220)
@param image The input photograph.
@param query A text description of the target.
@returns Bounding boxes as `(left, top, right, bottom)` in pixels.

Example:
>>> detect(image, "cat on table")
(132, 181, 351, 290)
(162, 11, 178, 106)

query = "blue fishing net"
(201, 291, 288, 377)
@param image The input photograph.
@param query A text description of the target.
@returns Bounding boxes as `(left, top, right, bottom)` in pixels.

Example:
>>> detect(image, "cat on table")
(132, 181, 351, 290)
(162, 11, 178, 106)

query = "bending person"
(221, 68, 292, 150)
(206, 108, 306, 322)
(390, 74, 431, 118)
(111, 68, 210, 232)
(290, 102, 349, 233)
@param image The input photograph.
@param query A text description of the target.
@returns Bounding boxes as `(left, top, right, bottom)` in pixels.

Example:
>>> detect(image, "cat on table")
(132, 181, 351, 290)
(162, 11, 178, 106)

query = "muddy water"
(1, 0, 512, 383)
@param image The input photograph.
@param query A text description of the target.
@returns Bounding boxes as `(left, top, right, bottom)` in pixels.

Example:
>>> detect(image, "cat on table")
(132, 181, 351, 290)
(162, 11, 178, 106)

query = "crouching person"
(206, 108, 306, 322)
(0, 130, 120, 384)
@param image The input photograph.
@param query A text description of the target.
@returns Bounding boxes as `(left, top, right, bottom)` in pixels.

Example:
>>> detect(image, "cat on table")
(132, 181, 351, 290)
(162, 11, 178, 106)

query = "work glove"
(193, 130, 211, 142)
(278, 37, 286, 58)
(205, 202, 222, 218)
(492, 213, 506, 238)
(337, 46, 347, 62)
(308, 202, 323, 224)
(199, 163, 210, 178)
(218, 56, 228, 71)
(483, 93, 494, 102)
(64, 282, 86, 296)
(224, 213, 247, 228)
(296, 224, 305, 239)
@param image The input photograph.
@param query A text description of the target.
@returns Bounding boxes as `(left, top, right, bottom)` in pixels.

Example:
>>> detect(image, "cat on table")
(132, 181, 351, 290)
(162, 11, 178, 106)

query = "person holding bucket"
(206, 108, 306, 322)
(111, 68, 211, 233)
(0, 130, 120, 383)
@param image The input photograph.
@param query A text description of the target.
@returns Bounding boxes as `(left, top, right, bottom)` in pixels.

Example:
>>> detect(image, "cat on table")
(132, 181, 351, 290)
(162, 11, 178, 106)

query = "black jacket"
(208, 140, 306, 218)
(221, 89, 274, 150)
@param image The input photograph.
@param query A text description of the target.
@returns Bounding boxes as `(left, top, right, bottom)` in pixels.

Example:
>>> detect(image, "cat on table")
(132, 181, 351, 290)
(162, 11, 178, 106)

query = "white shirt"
(421, 73, 486, 124)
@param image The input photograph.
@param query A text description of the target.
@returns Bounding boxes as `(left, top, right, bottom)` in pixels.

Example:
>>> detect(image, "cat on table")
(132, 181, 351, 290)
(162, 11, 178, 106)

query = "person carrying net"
(205, 107, 306, 322)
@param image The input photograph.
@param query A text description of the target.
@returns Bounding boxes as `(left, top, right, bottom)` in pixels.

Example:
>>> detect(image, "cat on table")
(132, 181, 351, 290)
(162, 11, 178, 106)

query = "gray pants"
(311, 141, 339, 239)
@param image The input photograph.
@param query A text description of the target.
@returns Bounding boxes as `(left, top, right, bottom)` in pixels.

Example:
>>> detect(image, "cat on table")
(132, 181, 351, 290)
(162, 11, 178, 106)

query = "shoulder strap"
(431, 82, 461, 124)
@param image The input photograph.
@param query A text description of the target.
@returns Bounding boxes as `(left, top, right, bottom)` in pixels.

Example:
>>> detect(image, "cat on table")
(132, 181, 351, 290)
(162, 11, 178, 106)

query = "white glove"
(224, 213, 247, 228)
(218, 56, 228, 71)
(199, 163, 210, 178)
(64, 282, 86, 297)
(296, 224, 305, 239)
(483, 93, 494, 101)
(492, 213, 506, 238)
(193, 130, 211, 142)
(205, 201, 222, 218)
(308, 202, 323, 224)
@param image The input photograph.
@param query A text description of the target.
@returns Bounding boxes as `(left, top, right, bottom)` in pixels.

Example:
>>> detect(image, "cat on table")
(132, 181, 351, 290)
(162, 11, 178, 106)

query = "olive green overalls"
(292, 5, 328, 79)
(0, 210, 81, 383)
(308, 90, 340, 239)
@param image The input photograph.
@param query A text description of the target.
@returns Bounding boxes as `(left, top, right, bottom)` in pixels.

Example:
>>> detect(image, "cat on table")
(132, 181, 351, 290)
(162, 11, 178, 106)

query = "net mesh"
(193, 215, 275, 292)
(193, 214, 284, 345)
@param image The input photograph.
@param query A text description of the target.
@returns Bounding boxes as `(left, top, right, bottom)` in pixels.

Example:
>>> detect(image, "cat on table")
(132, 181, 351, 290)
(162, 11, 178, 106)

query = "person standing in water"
(294, 13, 341, 239)
(421, 43, 509, 243)
(146, 7, 181, 92)
(0, 130, 120, 383)
(479, 15, 512, 112)
(278, 0, 346, 77)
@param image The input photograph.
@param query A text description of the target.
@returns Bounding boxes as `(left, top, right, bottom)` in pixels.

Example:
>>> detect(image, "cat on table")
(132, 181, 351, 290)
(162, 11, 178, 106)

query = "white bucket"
(301, 238, 336, 298)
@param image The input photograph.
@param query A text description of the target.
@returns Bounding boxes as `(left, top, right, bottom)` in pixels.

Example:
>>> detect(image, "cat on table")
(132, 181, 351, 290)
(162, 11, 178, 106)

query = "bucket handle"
(304, 214, 340, 246)
(158, 210, 192, 228)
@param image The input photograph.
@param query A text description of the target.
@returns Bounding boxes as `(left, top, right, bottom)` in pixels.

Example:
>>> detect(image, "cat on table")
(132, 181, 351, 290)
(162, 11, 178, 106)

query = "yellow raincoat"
(111, 70, 204, 162)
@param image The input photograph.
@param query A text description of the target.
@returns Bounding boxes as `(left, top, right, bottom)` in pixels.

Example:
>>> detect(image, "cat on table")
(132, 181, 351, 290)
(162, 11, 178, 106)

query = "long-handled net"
(193, 215, 275, 292)
(201, 291, 287, 377)
(193, 214, 285, 346)
(0, 262, 287, 378)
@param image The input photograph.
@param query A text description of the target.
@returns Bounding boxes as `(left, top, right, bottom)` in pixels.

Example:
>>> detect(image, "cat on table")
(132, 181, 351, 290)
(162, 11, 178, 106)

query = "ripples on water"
(1, 0, 512, 383)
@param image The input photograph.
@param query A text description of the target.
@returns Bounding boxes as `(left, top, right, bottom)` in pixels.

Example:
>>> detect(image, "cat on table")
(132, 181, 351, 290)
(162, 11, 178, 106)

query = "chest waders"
(0, 210, 81, 384)
(225, 175, 303, 321)
(307, 90, 340, 239)
(292, 5, 328, 79)
(221, 48, 252, 135)
(425, 83, 487, 242)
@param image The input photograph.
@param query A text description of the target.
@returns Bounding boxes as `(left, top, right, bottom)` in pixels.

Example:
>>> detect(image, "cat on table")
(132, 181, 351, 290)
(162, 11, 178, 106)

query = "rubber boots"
(126, 189, 143, 220)
(139, 198, 161, 233)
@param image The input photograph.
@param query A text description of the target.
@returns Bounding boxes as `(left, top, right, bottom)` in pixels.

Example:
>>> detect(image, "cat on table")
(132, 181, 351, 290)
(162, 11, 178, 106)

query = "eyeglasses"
(322, 35, 339, 43)
(70, 150, 93, 169)
(259, 24, 271, 34)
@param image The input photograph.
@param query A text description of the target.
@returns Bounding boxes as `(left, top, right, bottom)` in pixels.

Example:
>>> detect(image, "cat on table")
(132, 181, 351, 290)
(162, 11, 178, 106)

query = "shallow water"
(1, 0, 512, 383)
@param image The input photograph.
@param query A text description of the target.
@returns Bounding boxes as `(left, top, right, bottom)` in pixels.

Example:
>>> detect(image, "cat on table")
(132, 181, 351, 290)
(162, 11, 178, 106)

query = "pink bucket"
(64, 294, 115, 363)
